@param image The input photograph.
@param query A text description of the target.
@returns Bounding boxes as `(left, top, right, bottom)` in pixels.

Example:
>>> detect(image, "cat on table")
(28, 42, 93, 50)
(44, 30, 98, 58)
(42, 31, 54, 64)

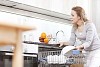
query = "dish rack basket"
(38, 50, 86, 67)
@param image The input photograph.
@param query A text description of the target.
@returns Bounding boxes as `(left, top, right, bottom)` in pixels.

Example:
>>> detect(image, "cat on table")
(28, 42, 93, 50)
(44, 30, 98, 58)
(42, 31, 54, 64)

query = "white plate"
(61, 46, 75, 55)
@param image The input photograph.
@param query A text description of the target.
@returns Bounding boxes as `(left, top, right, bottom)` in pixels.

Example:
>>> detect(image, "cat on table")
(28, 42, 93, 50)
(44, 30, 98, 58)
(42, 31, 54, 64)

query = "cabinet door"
(0, 55, 5, 67)
(70, 64, 84, 67)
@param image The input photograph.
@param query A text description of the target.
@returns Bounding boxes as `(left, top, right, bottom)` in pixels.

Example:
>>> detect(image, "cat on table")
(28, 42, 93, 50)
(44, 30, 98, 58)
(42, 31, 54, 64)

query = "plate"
(61, 46, 75, 55)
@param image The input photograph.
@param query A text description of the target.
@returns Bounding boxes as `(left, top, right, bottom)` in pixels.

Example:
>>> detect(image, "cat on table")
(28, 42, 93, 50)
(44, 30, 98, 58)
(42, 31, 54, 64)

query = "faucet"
(56, 30, 65, 43)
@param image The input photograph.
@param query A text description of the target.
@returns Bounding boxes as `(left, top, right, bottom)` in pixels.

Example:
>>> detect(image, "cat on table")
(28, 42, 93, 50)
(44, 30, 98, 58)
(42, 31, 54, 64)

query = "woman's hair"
(72, 6, 88, 22)
(72, 6, 88, 29)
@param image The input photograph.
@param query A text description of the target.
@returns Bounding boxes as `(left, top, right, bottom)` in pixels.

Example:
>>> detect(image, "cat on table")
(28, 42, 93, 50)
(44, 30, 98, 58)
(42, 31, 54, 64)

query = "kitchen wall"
(0, 11, 72, 42)
(0, 11, 72, 52)
(91, 0, 100, 36)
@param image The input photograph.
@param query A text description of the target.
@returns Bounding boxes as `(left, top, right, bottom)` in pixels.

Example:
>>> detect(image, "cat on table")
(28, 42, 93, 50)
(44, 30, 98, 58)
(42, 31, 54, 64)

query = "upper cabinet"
(9, 0, 77, 15)
(0, 0, 92, 24)
(0, 0, 73, 24)
(8, 0, 91, 15)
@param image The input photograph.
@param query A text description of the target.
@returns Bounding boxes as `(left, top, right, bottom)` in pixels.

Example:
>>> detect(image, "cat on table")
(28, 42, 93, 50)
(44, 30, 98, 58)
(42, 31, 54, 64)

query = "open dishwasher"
(23, 41, 86, 67)
(38, 45, 86, 67)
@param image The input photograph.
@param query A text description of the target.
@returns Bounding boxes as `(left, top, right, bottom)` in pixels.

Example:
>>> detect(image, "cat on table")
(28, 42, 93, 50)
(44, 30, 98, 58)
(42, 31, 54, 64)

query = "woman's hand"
(75, 45, 84, 51)
(59, 42, 64, 47)
(59, 42, 69, 47)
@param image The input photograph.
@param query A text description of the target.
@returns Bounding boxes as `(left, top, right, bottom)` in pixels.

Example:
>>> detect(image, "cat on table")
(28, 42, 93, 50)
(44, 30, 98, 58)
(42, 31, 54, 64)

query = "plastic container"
(72, 50, 80, 55)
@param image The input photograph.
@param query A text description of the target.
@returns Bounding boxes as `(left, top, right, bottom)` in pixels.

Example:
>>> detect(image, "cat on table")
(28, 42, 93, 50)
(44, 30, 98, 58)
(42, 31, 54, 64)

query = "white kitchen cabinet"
(8, 0, 91, 16)
(9, 0, 76, 15)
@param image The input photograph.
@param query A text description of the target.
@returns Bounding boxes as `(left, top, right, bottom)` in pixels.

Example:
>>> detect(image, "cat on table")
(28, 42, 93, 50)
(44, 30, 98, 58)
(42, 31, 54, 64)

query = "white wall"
(25, 17, 72, 42)
(91, 0, 100, 37)
(0, 11, 72, 42)
(0, 11, 72, 52)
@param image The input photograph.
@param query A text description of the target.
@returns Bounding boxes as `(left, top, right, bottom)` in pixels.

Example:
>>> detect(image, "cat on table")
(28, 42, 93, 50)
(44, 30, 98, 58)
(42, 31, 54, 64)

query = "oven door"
(0, 52, 38, 67)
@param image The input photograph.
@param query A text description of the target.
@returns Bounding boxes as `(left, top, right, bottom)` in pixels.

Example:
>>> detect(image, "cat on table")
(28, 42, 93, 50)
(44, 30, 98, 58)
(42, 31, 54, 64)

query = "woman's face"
(71, 10, 80, 24)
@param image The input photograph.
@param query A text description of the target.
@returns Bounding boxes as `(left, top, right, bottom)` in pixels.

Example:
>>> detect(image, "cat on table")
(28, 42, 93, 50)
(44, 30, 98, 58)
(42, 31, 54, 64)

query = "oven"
(0, 51, 38, 67)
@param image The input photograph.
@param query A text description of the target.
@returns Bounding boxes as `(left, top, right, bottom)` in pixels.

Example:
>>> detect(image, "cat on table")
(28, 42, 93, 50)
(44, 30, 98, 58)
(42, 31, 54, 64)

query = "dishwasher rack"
(38, 50, 86, 67)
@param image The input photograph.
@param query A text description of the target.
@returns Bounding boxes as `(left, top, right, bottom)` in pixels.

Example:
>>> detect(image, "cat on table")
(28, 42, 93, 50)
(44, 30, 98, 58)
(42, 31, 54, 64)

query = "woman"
(59, 6, 100, 67)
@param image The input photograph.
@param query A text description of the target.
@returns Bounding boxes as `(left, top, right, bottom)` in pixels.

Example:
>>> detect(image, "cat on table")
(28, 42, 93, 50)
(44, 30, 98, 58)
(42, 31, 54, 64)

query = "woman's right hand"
(59, 42, 69, 47)
(75, 45, 84, 50)
(59, 42, 64, 47)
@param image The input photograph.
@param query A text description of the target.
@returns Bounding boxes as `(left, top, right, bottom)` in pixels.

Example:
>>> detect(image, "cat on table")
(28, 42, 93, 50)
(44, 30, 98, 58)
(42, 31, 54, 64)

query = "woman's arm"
(59, 26, 76, 47)
(76, 23, 95, 50)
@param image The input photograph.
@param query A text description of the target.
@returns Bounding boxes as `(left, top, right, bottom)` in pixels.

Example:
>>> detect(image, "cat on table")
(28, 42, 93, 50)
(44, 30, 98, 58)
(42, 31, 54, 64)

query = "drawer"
(70, 64, 84, 67)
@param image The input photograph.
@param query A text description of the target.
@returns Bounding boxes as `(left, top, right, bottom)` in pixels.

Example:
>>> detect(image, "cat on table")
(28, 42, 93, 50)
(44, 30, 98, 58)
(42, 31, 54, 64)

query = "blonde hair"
(72, 6, 88, 29)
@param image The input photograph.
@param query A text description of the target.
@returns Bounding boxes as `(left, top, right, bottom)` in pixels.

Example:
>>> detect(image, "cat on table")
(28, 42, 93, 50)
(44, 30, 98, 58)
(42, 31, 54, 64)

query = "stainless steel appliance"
(0, 51, 38, 67)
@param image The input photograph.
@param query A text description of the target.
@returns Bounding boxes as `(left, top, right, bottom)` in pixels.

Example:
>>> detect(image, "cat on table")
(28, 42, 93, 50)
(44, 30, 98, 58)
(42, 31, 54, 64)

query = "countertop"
(23, 41, 65, 51)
